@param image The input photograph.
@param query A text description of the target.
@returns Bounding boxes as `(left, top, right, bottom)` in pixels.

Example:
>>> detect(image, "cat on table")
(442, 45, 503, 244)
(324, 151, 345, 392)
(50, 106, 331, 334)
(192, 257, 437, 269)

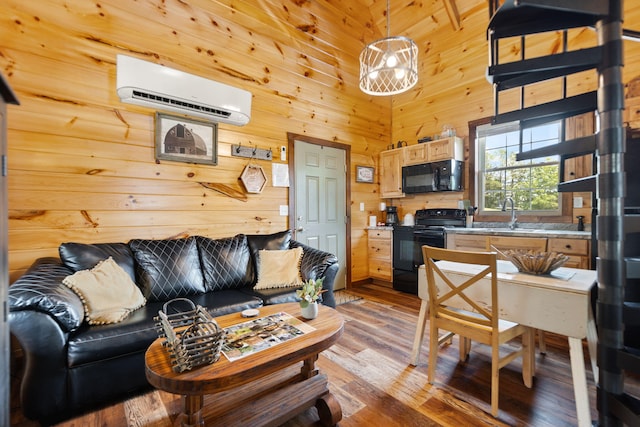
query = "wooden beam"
(443, 0, 461, 31)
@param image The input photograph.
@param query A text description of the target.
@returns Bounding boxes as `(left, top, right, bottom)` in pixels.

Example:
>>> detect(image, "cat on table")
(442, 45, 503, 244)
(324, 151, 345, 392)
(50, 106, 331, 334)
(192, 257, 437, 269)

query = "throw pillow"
(59, 242, 136, 282)
(129, 237, 205, 302)
(63, 257, 146, 325)
(254, 247, 304, 290)
(196, 234, 253, 291)
(247, 230, 291, 272)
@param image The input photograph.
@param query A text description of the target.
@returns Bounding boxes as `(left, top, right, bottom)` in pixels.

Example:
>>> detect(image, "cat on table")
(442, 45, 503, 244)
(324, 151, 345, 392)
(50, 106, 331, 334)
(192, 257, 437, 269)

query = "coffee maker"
(385, 206, 398, 226)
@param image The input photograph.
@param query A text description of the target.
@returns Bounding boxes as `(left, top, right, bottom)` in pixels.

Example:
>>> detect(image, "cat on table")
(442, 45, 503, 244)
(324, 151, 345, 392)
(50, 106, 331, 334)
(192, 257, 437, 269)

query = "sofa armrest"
(9, 257, 85, 332)
(9, 310, 71, 423)
(318, 262, 339, 308)
(289, 241, 339, 308)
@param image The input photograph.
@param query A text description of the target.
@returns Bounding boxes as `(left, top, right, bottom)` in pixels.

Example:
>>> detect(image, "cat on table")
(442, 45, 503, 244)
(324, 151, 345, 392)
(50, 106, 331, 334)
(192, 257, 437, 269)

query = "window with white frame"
(476, 121, 562, 215)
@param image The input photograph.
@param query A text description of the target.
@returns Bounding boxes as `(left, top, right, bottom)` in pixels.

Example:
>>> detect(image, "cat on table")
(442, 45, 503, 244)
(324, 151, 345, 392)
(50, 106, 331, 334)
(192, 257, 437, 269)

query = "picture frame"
(355, 165, 375, 183)
(155, 112, 217, 165)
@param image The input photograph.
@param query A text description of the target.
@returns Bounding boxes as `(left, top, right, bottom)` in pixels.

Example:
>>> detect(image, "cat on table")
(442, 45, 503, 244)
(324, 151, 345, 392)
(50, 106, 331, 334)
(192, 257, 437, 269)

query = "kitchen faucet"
(501, 197, 518, 229)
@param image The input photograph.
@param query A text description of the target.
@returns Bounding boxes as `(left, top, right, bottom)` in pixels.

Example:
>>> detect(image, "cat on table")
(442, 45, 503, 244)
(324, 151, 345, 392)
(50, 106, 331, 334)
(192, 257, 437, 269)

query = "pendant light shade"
(359, 36, 418, 95)
(359, 2, 418, 96)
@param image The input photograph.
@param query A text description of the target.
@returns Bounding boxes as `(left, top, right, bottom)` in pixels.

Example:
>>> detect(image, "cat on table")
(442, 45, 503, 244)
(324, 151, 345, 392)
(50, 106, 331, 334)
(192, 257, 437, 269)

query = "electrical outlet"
(359, 202, 365, 211)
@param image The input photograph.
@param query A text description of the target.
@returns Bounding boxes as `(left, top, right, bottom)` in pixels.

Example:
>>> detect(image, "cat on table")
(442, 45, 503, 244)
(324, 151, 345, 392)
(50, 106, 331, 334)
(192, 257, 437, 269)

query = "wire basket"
(154, 298, 225, 373)
(502, 249, 569, 275)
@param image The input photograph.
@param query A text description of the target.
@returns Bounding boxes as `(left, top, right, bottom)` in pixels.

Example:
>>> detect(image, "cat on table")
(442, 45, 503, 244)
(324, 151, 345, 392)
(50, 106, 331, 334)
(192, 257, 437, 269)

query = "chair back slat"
(418, 244, 533, 417)
(423, 245, 498, 330)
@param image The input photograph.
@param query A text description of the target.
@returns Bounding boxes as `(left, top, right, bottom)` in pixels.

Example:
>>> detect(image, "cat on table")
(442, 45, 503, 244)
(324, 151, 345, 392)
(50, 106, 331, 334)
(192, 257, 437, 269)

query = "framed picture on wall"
(155, 112, 218, 165)
(356, 165, 375, 183)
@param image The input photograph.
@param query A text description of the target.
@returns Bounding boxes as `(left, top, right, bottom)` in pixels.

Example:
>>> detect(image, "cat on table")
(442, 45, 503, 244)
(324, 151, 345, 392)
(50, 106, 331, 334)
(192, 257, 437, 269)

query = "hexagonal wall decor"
(240, 164, 267, 193)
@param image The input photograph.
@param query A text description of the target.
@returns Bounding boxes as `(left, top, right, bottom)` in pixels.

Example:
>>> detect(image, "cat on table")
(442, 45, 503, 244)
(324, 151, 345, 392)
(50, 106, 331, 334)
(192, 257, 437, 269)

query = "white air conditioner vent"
(116, 55, 251, 126)
(130, 90, 232, 119)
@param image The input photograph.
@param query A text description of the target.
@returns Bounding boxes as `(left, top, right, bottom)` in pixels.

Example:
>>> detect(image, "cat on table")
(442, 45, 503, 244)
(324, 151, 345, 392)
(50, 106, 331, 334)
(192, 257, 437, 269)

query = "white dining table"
(411, 260, 597, 426)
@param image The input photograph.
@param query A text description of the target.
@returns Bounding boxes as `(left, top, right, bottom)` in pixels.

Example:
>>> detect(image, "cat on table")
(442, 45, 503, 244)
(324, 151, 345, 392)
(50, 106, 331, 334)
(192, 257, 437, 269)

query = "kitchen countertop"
(445, 226, 591, 239)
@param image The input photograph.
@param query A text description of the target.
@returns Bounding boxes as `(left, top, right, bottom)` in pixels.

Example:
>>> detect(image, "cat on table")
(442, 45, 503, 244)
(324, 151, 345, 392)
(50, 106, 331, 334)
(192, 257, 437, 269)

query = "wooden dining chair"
(422, 245, 534, 417)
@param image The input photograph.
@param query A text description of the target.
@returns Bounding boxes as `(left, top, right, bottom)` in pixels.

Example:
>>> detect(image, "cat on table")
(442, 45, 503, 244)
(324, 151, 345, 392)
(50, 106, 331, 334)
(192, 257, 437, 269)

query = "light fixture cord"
(386, 0, 390, 38)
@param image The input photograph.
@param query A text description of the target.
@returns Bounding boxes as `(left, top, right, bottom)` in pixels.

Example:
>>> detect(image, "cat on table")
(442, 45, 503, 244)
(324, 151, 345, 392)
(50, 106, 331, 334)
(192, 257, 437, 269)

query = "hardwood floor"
(11, 283, 637, 426)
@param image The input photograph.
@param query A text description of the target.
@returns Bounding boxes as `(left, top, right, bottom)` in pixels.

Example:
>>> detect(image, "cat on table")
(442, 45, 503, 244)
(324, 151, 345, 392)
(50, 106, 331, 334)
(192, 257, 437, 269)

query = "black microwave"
(402, 159, 463, 194)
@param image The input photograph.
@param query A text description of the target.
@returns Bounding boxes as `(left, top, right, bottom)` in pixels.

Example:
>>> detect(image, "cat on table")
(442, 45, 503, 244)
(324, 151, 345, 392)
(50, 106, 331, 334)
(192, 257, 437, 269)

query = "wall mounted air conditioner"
(116, 55, 251, 126)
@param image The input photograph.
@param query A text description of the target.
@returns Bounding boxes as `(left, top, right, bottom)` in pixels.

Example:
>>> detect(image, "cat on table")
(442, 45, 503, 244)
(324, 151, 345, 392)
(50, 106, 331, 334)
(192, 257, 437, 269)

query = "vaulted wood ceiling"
(363, 1, 639, 46)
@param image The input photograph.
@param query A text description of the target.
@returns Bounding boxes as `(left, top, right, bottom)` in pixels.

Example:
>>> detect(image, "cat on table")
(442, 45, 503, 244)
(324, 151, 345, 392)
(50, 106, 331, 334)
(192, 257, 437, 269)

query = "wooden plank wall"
(2, 0, 640, 283)
(0, 0, 390, 282)
(387, 1, 640, 222)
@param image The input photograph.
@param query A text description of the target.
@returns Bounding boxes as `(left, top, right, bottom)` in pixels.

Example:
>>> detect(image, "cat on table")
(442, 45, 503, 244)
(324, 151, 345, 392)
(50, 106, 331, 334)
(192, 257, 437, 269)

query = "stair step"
(488, 48, 601, 90)
(605, 390, 640, 424)
(493, 91, 597, 126)
(489, 0, 606, 39)
(627, 259, 640, 280)
(515, 134, 596, 161)
(624, 302, 640, 325)
(625, 215, 640, 234)
(557, 175, 595, 193)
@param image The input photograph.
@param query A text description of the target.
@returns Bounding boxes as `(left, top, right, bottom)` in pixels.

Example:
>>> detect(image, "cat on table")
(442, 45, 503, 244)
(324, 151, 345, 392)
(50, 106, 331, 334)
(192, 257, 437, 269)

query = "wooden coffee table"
(145, 302, 344, 427)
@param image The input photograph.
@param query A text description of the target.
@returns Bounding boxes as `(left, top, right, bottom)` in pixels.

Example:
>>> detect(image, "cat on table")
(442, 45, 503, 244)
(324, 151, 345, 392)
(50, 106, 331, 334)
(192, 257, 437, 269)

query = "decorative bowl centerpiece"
(502, 249, 569, 275)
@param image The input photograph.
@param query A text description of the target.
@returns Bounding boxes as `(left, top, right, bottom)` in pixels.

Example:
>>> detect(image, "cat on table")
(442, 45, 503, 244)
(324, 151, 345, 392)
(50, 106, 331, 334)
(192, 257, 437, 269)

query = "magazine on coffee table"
(221, 312, 315, 362)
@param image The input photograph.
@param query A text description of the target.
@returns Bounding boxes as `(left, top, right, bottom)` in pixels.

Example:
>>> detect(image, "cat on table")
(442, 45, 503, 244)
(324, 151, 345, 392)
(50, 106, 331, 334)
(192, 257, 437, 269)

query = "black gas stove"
(392, 208, 467, 294)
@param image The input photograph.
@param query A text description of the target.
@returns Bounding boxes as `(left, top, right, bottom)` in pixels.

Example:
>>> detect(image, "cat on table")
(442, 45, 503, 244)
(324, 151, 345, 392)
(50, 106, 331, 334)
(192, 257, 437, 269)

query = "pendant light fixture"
(359, 0, 418, 96)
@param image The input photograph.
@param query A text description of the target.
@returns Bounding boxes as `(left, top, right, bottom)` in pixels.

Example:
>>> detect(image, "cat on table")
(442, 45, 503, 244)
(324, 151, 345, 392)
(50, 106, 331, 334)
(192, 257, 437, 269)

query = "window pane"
(531, 164, 557, 183)
(484, 190, 504, 211)
(484, 170, 504, 190)
(486, 148, 506, 169)
(477, 121, 561, 215)
(531, 188, 559, 209)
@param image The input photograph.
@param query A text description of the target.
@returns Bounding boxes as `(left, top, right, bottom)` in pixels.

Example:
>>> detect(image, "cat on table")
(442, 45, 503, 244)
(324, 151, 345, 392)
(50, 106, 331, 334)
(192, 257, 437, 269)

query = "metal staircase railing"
(488, 1, 638, 425)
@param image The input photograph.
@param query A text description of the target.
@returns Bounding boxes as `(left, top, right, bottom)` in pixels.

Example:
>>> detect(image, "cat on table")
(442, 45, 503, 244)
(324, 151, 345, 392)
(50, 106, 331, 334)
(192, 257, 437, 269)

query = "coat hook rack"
(231, 144, 273, 161)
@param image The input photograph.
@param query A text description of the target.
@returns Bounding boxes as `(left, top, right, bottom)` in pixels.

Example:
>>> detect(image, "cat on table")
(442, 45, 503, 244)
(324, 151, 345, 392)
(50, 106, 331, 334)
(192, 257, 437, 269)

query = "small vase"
(300, 302, 318, 320)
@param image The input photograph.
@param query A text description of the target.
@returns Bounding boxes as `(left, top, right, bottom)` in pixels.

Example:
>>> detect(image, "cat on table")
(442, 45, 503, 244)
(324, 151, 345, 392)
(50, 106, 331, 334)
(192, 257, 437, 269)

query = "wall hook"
(230, 144, 273, 161)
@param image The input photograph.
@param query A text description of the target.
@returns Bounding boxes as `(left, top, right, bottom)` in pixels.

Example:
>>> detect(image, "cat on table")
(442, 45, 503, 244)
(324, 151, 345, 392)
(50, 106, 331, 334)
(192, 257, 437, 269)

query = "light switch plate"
(279, 205, 288, 216)
(359, 202, 365, 211)
(573, 196, 583, 208)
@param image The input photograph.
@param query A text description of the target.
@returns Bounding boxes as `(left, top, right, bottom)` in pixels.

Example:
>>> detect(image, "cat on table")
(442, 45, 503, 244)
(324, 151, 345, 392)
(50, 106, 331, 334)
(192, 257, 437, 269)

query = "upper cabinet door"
(380, 149, 404, 198)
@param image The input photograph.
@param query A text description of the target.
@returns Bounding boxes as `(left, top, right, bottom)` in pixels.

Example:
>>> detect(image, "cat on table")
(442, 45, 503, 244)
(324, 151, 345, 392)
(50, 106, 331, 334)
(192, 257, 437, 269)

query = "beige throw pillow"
(254, 247, 304, 290)
(63, 257, 146, 325)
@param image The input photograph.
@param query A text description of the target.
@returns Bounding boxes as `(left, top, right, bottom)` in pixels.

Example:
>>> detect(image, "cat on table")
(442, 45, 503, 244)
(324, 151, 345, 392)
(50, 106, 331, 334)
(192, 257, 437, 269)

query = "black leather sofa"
(8, 230, 338, 425)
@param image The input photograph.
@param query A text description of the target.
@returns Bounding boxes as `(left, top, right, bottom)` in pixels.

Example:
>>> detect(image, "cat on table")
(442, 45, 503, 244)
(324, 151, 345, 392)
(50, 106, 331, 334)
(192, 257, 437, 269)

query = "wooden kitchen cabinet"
(489, 236, 547, 259)
(380, 149, 404, 198)
(446, 233, 488, 252)
(380, 137, 464, 198)
(403, 144, 428, 165)
(548, 238, 590, 269)
(428, 136, 464, 161)
(368, 229, 392, 282)
(447, 233, 547, 258)
(448, 231, 591, 268)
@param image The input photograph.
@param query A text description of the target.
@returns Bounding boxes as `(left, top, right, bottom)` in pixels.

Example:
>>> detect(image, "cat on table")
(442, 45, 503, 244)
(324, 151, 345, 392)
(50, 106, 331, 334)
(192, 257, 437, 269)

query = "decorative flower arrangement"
(296, 278, 326, 308)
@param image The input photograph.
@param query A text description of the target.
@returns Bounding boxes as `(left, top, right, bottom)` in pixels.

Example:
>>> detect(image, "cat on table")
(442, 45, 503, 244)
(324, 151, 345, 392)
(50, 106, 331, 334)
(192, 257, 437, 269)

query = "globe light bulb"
(369, 70, 379, 80)
(395, 68, 405, 79)
(386, 54, 398, 68)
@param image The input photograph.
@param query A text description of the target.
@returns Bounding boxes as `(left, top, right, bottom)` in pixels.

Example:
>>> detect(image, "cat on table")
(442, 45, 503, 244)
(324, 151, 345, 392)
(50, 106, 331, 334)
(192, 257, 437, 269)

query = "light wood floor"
(11, 283, 638, 426)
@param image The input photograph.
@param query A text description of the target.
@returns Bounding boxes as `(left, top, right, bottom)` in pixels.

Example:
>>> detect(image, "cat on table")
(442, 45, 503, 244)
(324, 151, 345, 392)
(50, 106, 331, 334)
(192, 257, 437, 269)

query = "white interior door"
(294, 140, 347, 290)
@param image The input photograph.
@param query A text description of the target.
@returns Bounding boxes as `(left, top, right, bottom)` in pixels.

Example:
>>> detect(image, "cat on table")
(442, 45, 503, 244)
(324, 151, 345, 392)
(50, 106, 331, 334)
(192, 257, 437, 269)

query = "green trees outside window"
(478, 121, 561, 214)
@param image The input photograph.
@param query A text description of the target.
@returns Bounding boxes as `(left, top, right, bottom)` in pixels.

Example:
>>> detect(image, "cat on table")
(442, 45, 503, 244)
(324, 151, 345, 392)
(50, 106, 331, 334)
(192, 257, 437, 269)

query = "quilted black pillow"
(196, 234, 253, 291)
(59, 242, 136, 282)
(129, 237, 205, 302)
